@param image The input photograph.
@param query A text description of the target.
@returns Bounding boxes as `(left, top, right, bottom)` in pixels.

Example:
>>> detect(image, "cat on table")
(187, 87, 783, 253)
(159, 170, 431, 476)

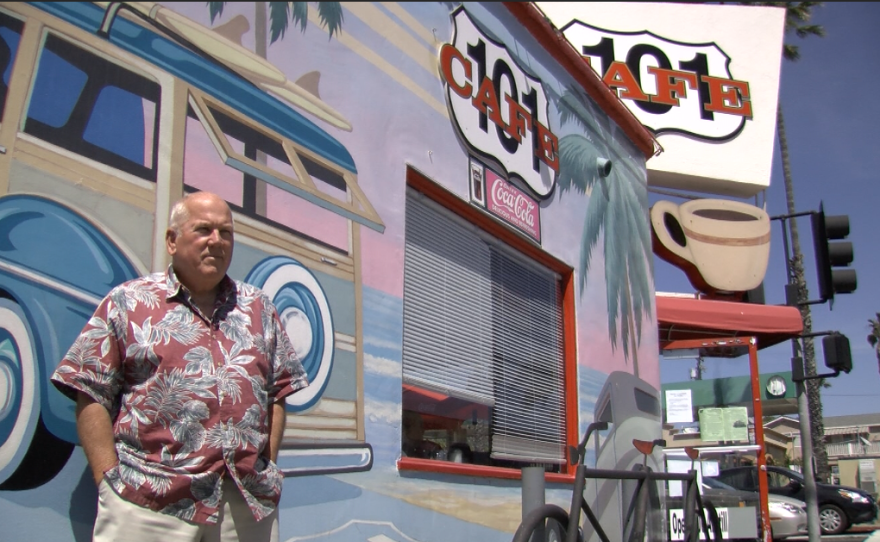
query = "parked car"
(702, 476, 807, 540)
(710, 465, 878, 535)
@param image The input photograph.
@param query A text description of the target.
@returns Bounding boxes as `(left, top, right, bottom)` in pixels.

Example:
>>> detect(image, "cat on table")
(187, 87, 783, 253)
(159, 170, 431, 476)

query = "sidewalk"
(851, 523, 880, 535)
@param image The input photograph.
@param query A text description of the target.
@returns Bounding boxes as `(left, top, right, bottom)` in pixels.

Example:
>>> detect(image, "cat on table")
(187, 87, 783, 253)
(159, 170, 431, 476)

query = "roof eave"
(503, 2, 660, 161)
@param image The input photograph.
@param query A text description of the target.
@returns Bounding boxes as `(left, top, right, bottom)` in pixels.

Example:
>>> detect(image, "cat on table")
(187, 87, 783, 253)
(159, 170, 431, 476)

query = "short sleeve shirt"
(51, 267, 308, 524)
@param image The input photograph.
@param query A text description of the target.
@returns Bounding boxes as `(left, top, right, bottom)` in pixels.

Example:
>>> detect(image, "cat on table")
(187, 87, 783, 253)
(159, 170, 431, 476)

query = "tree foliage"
(207, 2, 344, 44)
(766, 0, 830, 481)
(869, 313, 880, 374)
(556, 86, 654, 370)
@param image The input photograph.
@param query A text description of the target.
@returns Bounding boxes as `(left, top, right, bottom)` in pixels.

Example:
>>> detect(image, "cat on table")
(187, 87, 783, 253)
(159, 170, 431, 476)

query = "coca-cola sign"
(486, 168, 541, 243)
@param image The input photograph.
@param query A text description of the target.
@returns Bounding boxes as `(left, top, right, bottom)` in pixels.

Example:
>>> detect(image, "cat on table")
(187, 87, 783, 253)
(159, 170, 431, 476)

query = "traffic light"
(823, 334, 852, 374)
(811, 202, 856, 305)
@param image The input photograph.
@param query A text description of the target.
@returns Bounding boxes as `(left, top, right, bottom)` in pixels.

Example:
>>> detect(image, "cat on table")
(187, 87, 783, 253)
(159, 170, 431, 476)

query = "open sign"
(668, 507, 729, 541)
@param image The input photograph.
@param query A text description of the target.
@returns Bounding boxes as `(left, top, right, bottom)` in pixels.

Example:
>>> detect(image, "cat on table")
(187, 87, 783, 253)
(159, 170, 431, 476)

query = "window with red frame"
(401, 186, 567, 472)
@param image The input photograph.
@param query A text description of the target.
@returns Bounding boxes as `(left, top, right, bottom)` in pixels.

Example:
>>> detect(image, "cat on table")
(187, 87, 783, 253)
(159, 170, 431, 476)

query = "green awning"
(661, 371, 797, 417)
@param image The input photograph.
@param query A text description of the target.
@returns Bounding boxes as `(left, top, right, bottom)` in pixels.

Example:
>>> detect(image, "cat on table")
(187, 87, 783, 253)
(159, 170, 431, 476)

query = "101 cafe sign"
(562, 20, 753, 141)
(440, 8, 560, 201)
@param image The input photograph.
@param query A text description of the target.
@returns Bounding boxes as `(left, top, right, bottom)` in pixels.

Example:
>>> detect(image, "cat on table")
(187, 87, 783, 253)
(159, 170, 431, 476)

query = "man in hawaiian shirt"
(51, 191, 308, 542)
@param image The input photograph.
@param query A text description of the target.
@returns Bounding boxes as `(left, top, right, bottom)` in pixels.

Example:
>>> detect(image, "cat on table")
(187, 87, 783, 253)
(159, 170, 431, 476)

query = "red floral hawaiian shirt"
(51, 267, 308, 524)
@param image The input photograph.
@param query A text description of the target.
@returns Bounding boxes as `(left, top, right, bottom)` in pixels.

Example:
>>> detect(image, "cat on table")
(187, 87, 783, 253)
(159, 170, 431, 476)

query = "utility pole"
(792, 352, 821, 542)
(775, 205, 857, 542)
(775, 210, 822, 542)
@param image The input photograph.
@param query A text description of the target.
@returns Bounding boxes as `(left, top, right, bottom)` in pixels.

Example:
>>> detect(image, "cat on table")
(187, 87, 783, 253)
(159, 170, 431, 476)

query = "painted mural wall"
(0, 2, 661, 541)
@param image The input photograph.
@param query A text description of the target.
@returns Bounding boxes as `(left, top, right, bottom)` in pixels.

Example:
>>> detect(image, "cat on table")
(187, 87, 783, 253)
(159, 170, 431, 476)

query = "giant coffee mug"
(650, 199, 771, 294)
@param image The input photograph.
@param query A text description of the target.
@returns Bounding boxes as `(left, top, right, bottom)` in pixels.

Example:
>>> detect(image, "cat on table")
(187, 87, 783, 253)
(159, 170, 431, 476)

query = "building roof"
(824, 413, 880, 429)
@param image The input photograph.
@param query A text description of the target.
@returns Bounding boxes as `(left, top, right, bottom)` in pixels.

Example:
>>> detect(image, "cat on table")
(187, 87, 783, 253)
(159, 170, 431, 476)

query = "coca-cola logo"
(491, 178, 535, 228)
(484, 168, 541, 242)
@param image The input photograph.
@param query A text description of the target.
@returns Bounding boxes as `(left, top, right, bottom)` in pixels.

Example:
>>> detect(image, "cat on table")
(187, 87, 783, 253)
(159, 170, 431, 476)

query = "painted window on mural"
(23, 31, 159, 181)
(0, 10, 23, 124)
(183, 91, 351, 253)
(401, 188, 566, 471)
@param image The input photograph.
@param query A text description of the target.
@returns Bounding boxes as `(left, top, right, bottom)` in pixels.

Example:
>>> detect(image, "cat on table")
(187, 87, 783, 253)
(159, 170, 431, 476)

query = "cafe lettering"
(599, 60, 751, 118)
(561, 19, 753, 141)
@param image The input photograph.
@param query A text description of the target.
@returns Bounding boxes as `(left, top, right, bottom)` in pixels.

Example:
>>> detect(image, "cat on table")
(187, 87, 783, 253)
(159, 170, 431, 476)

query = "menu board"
(698, 407, 749, 442)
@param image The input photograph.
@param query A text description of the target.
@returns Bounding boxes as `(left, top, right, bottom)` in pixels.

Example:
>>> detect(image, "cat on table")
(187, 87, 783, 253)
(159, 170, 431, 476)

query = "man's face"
(166, 194, 234, 294)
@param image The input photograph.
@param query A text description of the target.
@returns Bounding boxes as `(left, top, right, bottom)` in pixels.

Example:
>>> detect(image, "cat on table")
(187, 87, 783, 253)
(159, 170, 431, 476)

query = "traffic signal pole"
(773, 203, 856, 542)
(775, 211, 822, 542)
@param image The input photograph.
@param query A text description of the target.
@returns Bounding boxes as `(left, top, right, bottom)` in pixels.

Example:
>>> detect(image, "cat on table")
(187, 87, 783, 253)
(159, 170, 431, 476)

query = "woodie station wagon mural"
(0, 3, 663, 541)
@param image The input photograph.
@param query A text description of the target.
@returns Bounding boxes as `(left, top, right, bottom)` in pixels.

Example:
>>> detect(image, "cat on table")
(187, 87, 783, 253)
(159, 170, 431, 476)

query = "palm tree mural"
(554, 85, 654, 376)
(207, 2, 344, 46)
(204, 2, 345, 215)
(868, 313, 880, 374)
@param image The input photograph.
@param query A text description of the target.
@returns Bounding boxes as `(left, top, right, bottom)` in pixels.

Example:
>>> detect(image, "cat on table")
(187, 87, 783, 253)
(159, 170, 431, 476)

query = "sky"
(653, 2, 880, 418)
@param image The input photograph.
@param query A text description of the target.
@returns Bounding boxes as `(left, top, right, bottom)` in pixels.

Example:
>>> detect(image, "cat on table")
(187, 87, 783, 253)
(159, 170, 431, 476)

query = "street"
(787, 529, 878, 542)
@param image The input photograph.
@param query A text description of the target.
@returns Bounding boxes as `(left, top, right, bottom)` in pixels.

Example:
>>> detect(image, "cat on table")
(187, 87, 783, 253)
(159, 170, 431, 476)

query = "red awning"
(402, 384, 490, 422)
(656, 295, 804, 351)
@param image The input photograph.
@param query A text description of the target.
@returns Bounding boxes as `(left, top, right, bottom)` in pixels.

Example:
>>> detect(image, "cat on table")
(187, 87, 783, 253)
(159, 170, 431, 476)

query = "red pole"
(749, 338, 772, 542)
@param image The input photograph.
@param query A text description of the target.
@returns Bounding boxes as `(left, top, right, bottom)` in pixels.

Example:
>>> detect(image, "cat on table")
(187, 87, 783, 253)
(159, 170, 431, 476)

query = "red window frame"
(398, 166, 578, 483)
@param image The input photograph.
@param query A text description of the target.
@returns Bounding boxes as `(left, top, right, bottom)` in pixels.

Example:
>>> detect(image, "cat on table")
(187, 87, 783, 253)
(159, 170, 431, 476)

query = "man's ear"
(166, 228, 177, 256)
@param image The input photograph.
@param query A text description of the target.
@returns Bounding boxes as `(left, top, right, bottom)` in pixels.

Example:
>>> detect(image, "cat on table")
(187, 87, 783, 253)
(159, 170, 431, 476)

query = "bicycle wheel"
(513, 504, 578, 542)
(623, 465, 654, 542)
(701, 502, 722, 542)
(684, 498, 722, 542)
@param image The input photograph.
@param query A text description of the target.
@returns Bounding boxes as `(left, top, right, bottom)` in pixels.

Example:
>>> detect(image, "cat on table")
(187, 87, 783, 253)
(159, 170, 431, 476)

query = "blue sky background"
(655, 2, 880, 418)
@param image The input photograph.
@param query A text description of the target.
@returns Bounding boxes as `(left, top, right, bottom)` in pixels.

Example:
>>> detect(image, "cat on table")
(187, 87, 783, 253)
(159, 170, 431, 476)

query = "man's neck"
(171, 266, 226, 318)
(189, 290, 218, 319)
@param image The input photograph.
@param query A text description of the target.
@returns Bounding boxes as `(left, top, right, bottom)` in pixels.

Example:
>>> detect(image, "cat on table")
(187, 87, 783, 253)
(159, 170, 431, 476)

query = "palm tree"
(207, 2, 343, 45)
(555, 85, 654, 376)
(753, 0, 828, 481)
(868, 313, 880, 374)
(205, 2, 344, 215)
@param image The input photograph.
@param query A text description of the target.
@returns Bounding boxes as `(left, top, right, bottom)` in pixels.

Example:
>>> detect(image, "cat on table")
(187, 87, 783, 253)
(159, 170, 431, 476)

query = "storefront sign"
(561, 21, 751, 141)
(699, 406, 749, 442)
(765, 375, 787, 397)
(669, 508, 730, 541)
(440, 7, 559, 198)
(483, 164, 541, 243)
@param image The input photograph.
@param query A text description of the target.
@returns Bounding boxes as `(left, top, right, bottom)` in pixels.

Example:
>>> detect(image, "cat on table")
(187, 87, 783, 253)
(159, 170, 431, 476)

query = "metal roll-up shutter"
(490, 249, 565, 464)
(402, 188, 566, 465)
(402, 191, 495, 406)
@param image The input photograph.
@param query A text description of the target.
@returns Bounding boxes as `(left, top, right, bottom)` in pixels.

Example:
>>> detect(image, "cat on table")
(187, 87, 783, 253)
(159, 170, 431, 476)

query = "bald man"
(52, 192, 308, 542)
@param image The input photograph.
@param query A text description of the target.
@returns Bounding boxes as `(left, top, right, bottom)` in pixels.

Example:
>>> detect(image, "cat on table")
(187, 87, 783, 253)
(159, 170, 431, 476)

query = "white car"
(768, 494, 808, 540)
(702, 476, 807, 539)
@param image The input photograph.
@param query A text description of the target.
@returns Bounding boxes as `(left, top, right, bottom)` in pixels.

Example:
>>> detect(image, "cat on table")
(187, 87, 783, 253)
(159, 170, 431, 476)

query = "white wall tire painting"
(246, 256, 335, 412)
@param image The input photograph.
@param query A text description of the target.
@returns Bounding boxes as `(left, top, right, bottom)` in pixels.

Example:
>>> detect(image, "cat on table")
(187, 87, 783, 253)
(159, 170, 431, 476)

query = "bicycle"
(512, 422, 721, 542)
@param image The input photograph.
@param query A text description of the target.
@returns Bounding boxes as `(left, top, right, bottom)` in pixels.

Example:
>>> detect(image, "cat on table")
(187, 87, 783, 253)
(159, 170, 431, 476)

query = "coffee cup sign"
(650, 199, 770, 294)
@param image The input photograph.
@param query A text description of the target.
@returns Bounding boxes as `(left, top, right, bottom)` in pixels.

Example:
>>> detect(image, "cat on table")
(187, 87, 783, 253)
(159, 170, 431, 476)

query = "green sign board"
(698, 407, 749, 442)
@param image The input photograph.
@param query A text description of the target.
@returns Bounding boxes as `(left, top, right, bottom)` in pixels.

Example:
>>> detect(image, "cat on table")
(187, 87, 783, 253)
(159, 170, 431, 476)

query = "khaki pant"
(93, 477, 279, 542)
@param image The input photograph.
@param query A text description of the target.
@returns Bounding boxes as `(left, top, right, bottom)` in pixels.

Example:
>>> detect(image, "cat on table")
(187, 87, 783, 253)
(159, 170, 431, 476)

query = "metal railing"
(825, 442, 880, 458)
